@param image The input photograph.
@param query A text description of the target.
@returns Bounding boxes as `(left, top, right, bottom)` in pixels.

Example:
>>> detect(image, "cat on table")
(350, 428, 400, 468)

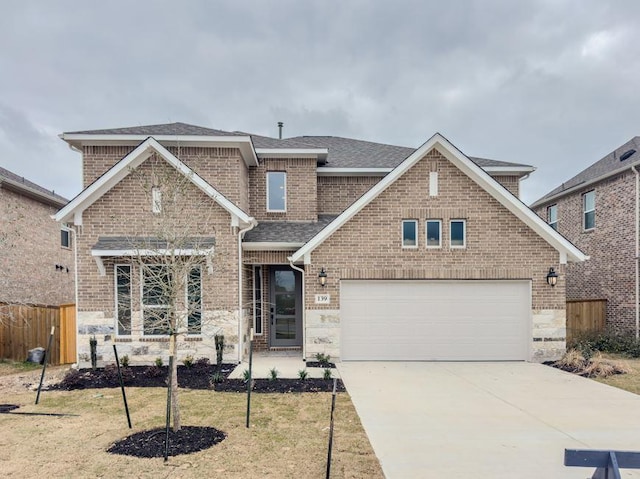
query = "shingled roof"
(0, 165, 68, 207)
(532, 136, 640, 207)
(65, 122, 245, 137)
(243, 215, 338, 244)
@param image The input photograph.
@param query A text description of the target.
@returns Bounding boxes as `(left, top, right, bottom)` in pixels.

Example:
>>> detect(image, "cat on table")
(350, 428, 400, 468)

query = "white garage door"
(340, 280, 530, 361)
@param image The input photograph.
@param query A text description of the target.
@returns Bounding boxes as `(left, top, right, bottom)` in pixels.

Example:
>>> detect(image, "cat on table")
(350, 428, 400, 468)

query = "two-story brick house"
(0, 166, 74, 307)
(55, 123, 586, 366)
(532, 137, 640, 335)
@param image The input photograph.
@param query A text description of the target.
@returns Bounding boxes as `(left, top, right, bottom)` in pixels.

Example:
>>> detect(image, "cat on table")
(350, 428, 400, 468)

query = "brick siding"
(534, 171, 635, 332)
(0, 187, 74, 305)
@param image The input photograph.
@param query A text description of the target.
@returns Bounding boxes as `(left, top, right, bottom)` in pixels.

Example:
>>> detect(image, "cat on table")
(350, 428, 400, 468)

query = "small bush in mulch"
(107, 426, 226, 458)
(551, 349, 631, 378)
(214, 378, 345, 393)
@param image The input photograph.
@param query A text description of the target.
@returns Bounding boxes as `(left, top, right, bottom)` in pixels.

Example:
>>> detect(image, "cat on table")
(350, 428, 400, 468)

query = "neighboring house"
(55, 122, 586, 366)
(532, 137, 640, 334)
(0, 166, 74, 306)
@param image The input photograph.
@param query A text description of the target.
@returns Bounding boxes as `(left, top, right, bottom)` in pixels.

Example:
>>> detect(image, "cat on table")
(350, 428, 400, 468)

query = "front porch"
(228, 350, 341, 379)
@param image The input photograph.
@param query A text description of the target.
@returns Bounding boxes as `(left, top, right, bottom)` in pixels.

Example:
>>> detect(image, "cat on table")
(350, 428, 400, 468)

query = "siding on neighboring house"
(0, 185, 74, 306)
(534, 171, 635, 332)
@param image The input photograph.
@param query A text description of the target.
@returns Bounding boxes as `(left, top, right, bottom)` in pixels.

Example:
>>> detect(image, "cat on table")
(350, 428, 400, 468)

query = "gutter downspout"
(288, 259, 306, 361)
(72, 226, 79, 367)
(237, 219, 257, 363)
(633, 166, 639, 340)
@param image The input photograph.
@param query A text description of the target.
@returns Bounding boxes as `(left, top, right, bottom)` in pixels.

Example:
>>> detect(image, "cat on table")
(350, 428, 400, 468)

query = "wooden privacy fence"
(0, 303, 76, 365)
(566, 299, 607, 344)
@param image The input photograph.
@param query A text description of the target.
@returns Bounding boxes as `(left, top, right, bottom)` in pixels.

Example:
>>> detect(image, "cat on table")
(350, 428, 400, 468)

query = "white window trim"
(114, 264, 132, 337)
(140, 265, 171, 337)
(185, 265, 203, 337)
(450, 219, 467, 249)
(425, 219, 442, 249)
(252, 265, 263, 336)
(583, 190, 595, 231)
(429, 172, 438, 197)
(152, 187, 162, 214)
(61, 226, 73, 249)
(547, 204, 558, 230)
(266, 171, 287, 212)
(402, 219, 419, 249)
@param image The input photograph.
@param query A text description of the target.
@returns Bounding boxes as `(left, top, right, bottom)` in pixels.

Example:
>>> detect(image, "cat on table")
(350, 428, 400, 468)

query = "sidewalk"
(228, 352, 340, 379)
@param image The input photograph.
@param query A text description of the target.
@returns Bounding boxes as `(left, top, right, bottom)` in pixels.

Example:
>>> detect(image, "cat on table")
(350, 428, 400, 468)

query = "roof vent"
(277, 121, 283, 139)
(620, 149, 636, 161)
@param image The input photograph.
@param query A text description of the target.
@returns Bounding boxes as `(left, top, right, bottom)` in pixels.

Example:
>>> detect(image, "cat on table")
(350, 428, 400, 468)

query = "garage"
(340, 280, 531, 361)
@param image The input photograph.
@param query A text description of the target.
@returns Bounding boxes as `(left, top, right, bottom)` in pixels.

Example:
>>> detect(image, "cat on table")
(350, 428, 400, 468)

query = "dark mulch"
(305, 361, 336, 369)
(0, 404, 20, 413)
(52, 363, 235, 391)
(214, 378, 345, 393)
(107, 426, 226, 458)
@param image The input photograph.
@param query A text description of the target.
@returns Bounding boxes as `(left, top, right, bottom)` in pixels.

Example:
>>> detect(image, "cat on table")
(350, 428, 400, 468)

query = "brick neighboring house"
(55, 122, 586, 366)
(0, 166, 74, 306)
(532, 137, 640, 334)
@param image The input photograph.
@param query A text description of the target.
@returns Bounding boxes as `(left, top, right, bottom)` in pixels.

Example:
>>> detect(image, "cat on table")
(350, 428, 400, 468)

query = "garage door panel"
(340, 280, 530, 361)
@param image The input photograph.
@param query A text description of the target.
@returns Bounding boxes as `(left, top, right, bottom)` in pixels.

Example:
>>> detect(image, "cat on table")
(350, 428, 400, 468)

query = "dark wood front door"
(269, 266, 302, 347)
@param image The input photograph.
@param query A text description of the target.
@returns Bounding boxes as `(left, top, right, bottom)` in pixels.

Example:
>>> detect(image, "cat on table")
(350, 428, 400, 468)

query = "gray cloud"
(1, 0, 639, 203)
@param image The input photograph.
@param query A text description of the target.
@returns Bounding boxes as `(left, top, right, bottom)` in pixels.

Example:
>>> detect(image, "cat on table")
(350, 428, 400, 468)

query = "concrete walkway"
(228, 352, 341, 379)
(337, 362, 640, 479)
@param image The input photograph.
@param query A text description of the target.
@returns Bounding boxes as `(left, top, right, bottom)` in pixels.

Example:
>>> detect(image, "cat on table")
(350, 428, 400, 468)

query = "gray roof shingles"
(92, 236, 216, 251)
(243, 215, 338, 243)
(65, 122, 532, 170)
(0, 165, 68, 203)
(534, 136, 640, 205)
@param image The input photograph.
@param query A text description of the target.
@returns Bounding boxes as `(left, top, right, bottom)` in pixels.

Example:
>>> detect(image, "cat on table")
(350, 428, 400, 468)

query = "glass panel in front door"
(274, 271, 296, 340)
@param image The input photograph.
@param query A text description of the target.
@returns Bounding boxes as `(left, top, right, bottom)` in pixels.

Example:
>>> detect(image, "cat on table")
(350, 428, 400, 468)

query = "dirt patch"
(107, 426, 227, 458)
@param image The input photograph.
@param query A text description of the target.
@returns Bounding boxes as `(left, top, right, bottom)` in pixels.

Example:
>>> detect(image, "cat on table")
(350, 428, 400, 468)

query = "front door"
(269, 266, 302, 347)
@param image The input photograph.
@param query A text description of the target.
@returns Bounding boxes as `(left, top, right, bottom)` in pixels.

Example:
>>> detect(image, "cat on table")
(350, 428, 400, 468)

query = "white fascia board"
(54, 137, 254, 227)
(483, 165, 536, 175)
(290, 133, 587, 264)
(316, 167, 392, 177)
(60, 133, 259, 167)
(530, 160, 640, 209)
(92, 248, 213, 257)
(242, 242, 304, 251)
(255, 148, 328, 159)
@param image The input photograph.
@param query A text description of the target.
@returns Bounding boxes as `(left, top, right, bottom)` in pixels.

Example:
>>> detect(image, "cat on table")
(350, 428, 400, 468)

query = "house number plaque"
(315, 294, 331, 304)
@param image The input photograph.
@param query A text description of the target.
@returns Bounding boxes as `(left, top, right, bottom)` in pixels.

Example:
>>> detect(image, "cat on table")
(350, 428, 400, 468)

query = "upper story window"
(547, 204, 558, 231)
(426, 220, 441, 248)
(583, 190, 595, 231)
(402, 220, 418, 248)
(267, 172, 286, 212)
(450, 219, 466, 248)
(61, 228, 71, 249)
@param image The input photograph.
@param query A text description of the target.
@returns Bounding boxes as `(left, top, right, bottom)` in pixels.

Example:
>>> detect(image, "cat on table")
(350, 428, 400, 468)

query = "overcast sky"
(1, 0, 639, 205)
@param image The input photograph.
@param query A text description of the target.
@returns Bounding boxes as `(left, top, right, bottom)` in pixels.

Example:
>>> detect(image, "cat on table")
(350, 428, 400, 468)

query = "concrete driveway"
(337, 362, 640, 478)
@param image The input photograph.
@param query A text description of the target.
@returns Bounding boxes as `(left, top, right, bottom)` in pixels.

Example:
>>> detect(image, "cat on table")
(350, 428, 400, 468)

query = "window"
(429, 172, 438, 197)
(267, 172, 286, 212)
(115, 265, 132, 336)
(152, 187, 162, 214)
(583, 190, 595, 230)
(402, 220, 418, 248)
(253, 266, 263, 335)
(426, 220, 442, 248)
(142, 265, 172, 335)
(450, 220, 466, 248)
(187, 266, 202, 335)
(61, 228, 71, 248)
(547, 205, 558, 230)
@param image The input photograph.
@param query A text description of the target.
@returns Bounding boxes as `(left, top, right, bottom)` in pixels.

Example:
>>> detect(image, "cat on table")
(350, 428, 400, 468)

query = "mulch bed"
(51, 363, 345, 393)
(305, 361, 336, 368)
(107, 426, 226, 458)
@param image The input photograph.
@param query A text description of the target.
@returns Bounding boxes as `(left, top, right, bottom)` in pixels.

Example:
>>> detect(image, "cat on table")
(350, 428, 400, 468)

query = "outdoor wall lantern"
(318, 267, 328, 287)
(546, 267, 558, 287)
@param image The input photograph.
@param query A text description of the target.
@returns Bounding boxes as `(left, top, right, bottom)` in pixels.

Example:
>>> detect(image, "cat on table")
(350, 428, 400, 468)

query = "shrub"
(315, 352, 331, 366)
(215, 335, 225, 367)
(155, 357, 164, 367)
(269, 367, 279, 381)
(570, 332, 640, 358)
(554, 349, 586, 373)
(195, 357, 210, 367)
(183, 355, 194, 368)
(211, 371, 224, 384)
(89, 336, 98, 370)
(582, 352, 632, 378)
(323, 368, 332, 380)
(242, 369, 251, 383)
(119, 355, 130, 368)
(298, 369, 308, 380)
